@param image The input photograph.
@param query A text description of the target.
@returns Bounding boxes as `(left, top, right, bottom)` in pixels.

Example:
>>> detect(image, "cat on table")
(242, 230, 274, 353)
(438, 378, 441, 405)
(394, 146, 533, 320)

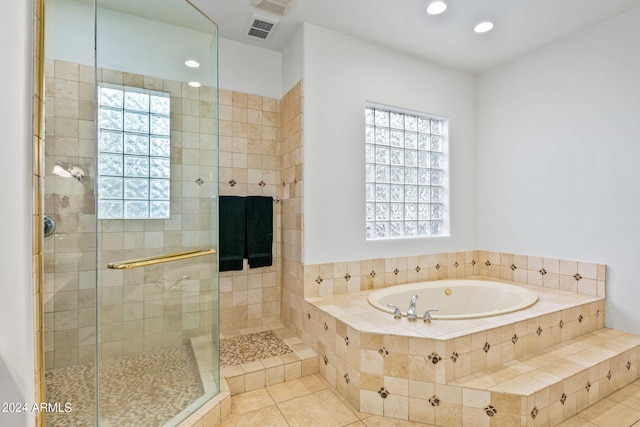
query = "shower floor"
(44, 345, 203, 427)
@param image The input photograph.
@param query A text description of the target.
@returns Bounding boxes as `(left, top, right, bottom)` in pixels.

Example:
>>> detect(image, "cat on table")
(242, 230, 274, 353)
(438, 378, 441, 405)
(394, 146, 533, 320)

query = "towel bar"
(107, 249, 216, 269)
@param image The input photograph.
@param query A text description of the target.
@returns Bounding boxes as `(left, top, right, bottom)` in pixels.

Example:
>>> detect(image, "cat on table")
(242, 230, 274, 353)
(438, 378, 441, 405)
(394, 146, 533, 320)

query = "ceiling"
(189, 0, 640, 73)
(89, 0, 640, 73)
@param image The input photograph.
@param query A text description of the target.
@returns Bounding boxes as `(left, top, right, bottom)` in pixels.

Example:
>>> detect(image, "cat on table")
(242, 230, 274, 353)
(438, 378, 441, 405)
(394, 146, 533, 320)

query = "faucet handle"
(387, 304, 402, 319)
(423, 308, 439, 323)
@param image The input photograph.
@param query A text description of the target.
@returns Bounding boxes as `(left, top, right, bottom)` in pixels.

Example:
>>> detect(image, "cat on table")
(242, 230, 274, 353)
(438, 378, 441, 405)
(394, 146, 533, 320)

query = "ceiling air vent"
(250, 0, 297, 16)
(246, 14, 279, 41)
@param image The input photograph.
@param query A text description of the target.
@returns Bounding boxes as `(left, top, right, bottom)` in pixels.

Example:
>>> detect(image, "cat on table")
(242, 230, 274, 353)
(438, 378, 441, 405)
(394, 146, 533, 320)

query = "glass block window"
(365, 103, 447, 240)
(97, 85, 171, 219)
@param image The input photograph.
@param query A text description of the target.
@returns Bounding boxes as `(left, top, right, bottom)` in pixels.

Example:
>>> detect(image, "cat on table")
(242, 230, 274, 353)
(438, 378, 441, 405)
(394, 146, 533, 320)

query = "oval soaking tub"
(368, 279, 538, 320)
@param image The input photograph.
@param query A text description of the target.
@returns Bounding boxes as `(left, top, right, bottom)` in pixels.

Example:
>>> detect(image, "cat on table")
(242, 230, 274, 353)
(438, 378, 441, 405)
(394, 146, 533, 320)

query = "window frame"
(96, 84, 172, 220)
(365, 102, 449, 240)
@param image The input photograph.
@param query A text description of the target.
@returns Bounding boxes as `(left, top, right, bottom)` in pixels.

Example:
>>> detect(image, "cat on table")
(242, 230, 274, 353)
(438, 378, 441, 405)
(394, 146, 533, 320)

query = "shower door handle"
(107, 248, 216, 269)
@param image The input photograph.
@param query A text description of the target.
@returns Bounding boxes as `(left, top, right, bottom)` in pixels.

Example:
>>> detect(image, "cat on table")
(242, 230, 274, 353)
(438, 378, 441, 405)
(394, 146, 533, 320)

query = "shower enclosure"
(42, 0, 219, 425)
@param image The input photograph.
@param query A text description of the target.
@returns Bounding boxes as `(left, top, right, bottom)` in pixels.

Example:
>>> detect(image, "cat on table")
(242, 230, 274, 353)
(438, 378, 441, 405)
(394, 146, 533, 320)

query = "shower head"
(52, 162, 85, 181)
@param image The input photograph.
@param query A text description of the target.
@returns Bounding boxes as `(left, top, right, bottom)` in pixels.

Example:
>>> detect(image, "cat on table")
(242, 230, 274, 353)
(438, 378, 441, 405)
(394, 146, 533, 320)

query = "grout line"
(606, 399, 640, 424)
(327, 385, 373, 422)
(272, 398, 293, 427)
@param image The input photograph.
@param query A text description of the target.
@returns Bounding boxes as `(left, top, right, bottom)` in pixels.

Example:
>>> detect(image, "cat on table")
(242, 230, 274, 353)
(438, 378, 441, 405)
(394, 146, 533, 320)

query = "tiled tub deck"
(300, 279, 640, 426)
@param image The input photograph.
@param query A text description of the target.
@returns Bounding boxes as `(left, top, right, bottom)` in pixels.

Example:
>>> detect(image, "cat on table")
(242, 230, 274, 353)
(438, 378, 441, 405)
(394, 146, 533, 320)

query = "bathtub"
(367, 279, 538, 320)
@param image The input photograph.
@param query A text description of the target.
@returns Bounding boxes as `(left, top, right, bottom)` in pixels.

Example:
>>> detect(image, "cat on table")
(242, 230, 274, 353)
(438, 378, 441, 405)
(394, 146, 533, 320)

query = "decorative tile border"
(302, 250, 605, 300)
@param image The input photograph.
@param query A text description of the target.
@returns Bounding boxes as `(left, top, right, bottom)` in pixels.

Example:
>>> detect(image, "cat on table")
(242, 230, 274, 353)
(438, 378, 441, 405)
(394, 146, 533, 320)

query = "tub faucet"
(407, 294, 418, 321)
(386, 304, 402, 319)
(423, 308, 439, 323)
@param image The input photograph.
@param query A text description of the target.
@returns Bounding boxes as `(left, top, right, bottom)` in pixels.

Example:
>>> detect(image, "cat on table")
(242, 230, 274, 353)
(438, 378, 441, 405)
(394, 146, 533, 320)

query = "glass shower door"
(94, 1, 219, 425)
(43, 0, 219, 425)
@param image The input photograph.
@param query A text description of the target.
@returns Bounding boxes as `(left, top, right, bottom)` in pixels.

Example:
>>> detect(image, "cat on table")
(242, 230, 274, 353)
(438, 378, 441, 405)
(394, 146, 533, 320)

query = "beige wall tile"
(383, 394, 409, 420)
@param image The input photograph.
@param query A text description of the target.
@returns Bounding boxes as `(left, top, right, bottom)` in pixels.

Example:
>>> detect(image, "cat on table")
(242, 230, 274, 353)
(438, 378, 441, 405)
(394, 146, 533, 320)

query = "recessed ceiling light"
(185, 60, 200, 68)
(188, 81, 201, 88)
(474, 21, 494, 33)
(426, 1, 447, 15)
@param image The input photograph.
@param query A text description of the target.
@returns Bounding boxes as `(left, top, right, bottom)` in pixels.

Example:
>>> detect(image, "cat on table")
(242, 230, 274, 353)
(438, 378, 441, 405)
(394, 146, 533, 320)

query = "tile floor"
(221, 374, 640, 427)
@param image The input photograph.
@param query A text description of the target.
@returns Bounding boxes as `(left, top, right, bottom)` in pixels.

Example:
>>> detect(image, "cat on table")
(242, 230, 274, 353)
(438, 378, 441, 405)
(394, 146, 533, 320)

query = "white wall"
(281, 26, 303, 96)
(47, 0, 283, 100)
(218, 37, 282, 98)
(46, 0, 217, 86)
(302, 24, 477, 264)
(0, 1, 36, 426)
(477, 8, 640, 334)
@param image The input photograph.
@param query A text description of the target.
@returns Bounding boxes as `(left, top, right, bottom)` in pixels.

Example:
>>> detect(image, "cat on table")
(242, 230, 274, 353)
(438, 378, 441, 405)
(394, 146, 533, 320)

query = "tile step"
(221, 350, 319, 395)
(450, 327, 640, 425)
(446, 298, 606, 382)
(307, 279, 607, 385)
(219, 325, 319, 395)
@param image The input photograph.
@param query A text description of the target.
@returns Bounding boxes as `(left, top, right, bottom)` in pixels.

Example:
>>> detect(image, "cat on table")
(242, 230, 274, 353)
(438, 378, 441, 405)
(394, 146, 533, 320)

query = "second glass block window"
(365, 103, 447, 240)
(97, 85, 171, 219)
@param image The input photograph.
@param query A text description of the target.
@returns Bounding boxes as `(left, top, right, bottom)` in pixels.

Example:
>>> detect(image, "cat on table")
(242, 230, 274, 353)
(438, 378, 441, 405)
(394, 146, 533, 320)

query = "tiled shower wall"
(280, 82, 305, 337)
(218, 89, 282, 332)
(217, 81, 303, 335)
(43, 59, 217, 369)
(42, 59, 95, 369)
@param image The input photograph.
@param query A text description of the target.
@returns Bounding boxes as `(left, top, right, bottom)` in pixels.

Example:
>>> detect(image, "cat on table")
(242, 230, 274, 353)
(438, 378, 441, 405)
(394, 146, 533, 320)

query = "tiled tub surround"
(306, 283, 606, 385)
(302, 250, 606, 299)
(299, 280, 640, 426)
